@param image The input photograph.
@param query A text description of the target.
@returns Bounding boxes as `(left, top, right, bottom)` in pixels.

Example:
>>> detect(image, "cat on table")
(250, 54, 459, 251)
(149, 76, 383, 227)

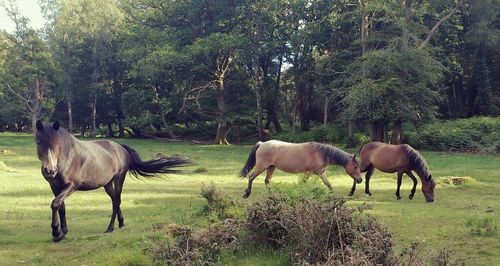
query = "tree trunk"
(91, 95, 97, 138)
(67, 96, 73, 133)
(297, 81, 311, 132)
(323, 96, 329, 126)
(107, 122, 114, 137)
(254, 60, 264, 140)
(162, 116, 177, 140)
(113, 74, 124, 137)
(215, 121, 230, 145)
(391, 120, 402, 144)
(253, 22, 264, 140)
(271, 55, 283, 133)
(214, 81, 229, 145)
(369, 121, 385, 142)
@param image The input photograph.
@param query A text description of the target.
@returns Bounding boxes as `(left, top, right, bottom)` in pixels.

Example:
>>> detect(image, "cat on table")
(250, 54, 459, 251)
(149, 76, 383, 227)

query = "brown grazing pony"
(350, 141, 435, 202)
(240, 140, 362, 198)
(35, 120, 190, 242)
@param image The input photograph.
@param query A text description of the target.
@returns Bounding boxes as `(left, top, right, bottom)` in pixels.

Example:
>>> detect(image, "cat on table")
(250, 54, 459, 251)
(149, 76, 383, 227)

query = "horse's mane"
(312, 143, 352, 166)
(403, 144, 433, 183)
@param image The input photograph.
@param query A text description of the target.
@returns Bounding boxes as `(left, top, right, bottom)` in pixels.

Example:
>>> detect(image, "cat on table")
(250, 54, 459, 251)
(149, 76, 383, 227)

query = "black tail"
(239, 141, 262, 177)
(121, 144, 191, 178)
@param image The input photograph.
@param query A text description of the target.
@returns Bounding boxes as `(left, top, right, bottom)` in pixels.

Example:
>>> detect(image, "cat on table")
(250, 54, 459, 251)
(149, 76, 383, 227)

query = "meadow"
(0, 133, 499, 265)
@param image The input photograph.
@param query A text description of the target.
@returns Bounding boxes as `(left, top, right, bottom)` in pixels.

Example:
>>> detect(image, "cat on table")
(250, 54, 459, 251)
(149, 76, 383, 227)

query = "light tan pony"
(350, 141, 436, 202)
(239, 140, 362, 198)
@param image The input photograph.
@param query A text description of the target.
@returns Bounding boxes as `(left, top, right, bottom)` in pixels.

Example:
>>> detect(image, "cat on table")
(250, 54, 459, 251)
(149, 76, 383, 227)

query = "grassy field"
(0, 132, 499, 265)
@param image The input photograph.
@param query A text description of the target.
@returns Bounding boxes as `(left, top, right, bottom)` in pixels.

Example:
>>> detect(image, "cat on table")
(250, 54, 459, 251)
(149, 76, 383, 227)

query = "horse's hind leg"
(264, 166, 276, 187)
(395, 172, 403, 200)
(243, 167, 266, 199)
(364, 165, 374, 196)
(114, 172, 126, 228)
(406, 171, 418, 200)
(318, 170, 333, 191)
(104, 182, 117, 233)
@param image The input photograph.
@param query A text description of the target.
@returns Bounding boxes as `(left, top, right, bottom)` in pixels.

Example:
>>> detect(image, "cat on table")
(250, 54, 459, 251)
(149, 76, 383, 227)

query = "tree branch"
(418, 0, 465, 49)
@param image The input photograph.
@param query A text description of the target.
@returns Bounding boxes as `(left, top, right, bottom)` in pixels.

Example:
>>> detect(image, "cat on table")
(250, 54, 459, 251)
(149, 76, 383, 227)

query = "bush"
(404, 117, 500, 152)
(247, 192, 396, 265)
(272, 175, 331, 203)
(150, 219, 243, 266)
(278, 125, 347, 144)
(200, 183, 244, 220)
(151, 186, 463, 265)
(439, 176, 477, 186)
(464, 216, 497, 237)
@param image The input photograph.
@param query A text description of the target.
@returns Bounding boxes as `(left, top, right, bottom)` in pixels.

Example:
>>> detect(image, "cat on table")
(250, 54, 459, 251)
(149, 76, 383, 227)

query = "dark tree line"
(1, 0, 498, 144)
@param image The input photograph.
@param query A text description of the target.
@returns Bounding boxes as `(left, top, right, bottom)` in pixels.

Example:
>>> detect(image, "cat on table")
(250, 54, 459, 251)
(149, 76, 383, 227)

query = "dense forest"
(0, 0, 499, 147)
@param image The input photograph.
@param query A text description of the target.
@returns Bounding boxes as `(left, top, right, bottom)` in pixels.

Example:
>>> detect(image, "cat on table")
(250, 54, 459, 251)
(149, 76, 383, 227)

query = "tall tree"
(0, 2, 58, 131)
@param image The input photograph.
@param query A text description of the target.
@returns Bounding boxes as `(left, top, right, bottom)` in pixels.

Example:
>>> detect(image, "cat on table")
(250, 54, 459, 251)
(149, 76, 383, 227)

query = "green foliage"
(272, 175, 332, 203)
(464, 216, 497, 237)
(278, 125, 344, 143)
(246, 191, 397, 265)
(200, 183, 244, 220)
(343, 47, 443, 124)
(404, 117, 500, 152)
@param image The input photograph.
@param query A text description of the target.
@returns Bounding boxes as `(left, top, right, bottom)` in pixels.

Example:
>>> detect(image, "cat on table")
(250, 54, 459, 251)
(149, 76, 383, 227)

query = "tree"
(0, 2, 58, 131)
(47, 0, 124, 136)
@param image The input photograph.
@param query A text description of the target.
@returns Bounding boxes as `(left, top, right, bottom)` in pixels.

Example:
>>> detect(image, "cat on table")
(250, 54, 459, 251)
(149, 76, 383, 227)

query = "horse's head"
(35, 120, 62, 178)
(421, 174, 436, 202)
(345, 155, 362, 184)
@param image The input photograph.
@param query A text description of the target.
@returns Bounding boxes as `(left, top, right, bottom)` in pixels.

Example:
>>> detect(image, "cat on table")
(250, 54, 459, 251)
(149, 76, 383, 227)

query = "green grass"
(1, 132, 499, 265)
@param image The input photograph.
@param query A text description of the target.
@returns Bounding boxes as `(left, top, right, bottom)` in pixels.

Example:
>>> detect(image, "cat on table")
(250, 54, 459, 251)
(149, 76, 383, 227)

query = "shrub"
(464, 216, 497, 237)
(404, 117, 500, 152)
(151, 185, 462, 265)
(150, 219, 243, 266)
(439, 176, 477, 186)
(246, 192, 396, 265)
(278, 124, 348, 144)
(272, 175, 331, 203)
(200, 183, 244, 220)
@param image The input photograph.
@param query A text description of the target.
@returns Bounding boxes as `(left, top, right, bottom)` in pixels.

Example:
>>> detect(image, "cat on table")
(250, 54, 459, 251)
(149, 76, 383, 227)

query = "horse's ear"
(36, 120, 44, 131)
(428, 174, 432, 180)
(352, 155, 356, 161)
(53, 121, 60, 131)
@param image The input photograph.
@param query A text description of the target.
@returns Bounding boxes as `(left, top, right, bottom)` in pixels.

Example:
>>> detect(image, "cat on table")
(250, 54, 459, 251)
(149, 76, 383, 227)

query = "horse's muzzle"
(355, 177, 362, 184)
(43, 167, 58, 178)
(426, 198, 434, 203)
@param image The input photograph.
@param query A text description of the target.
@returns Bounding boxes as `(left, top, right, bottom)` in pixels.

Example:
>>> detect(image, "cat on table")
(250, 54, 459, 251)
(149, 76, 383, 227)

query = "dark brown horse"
(35, 120, 190, 242)
(240, 140, 362, 198)
(349, 141, 435, 202)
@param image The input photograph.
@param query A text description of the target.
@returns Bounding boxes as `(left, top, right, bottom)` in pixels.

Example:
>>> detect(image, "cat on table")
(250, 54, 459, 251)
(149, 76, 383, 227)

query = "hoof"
(409, 194, 414, 200)
(242, 193, 250, 199)
(104, 228, 114, 233)
(348, 192, 354, 197)
(52, 232, 65, 243)
(62, 227, 68, 234)
(396, 196, 402, 200)
(119, 224, 126, 229)
(366, 191, 372, 196)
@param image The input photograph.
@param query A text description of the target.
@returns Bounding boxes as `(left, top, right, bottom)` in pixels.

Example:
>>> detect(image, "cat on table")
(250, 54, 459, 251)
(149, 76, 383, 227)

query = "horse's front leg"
(51, 183, 77, 242)
(59, 202, 68, 234)
(348, 180, 356, 196)
(406, 171, 418, 200)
